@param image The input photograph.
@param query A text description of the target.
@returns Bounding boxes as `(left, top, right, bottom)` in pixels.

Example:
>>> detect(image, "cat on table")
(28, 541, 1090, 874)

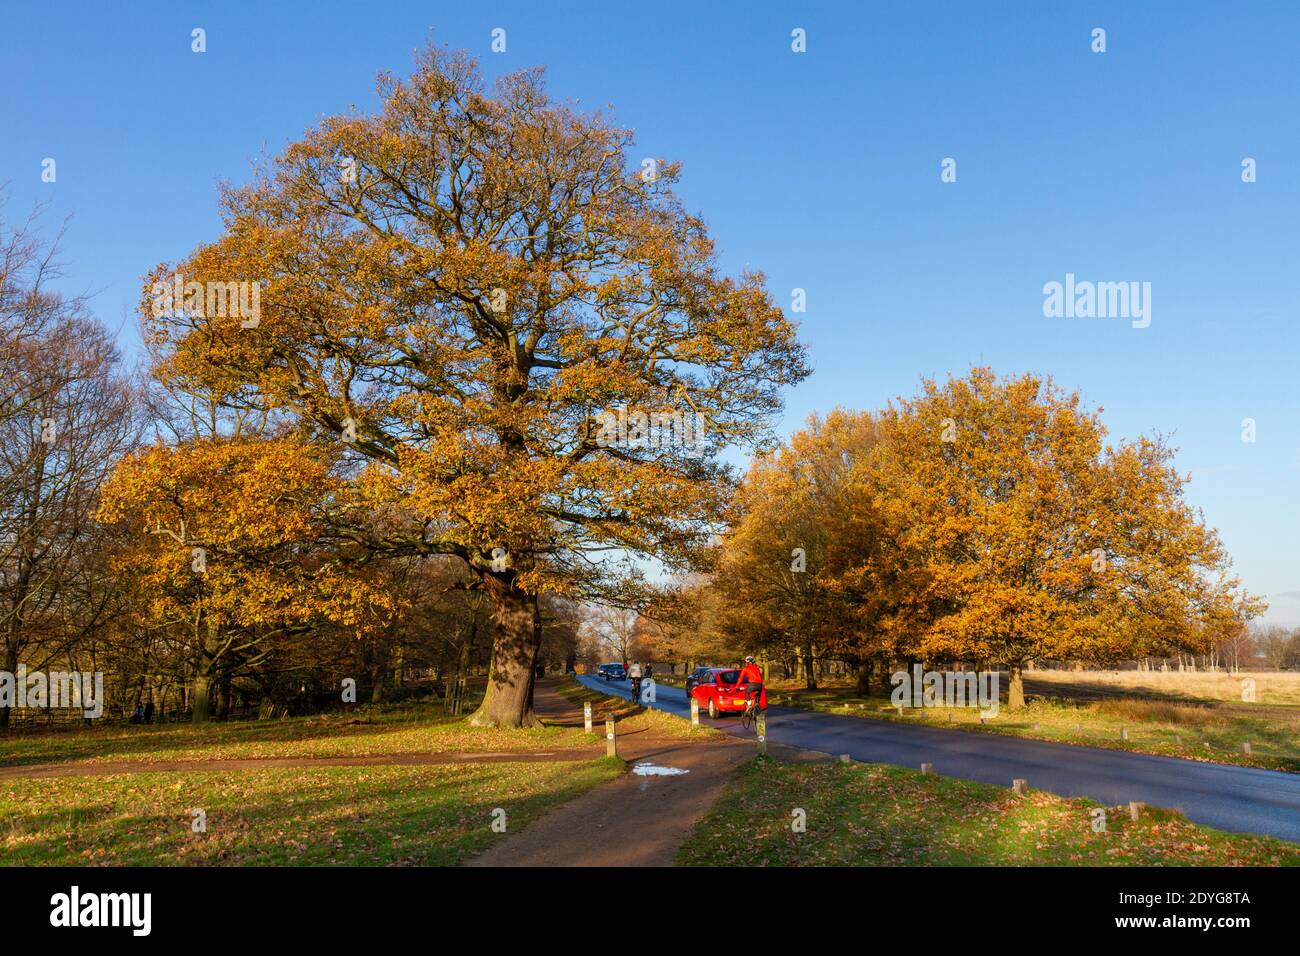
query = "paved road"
(576, 674, 1300, 843)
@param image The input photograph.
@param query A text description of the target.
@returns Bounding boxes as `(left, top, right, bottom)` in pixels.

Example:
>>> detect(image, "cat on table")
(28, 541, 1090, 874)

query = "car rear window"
(717, 670, 740, 683)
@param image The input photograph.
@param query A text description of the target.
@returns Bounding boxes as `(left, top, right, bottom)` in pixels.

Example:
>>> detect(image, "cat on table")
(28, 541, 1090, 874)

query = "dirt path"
(466, 679, 826, 867)
(0, 748, 606, 781)
(467, 735, 747, 866)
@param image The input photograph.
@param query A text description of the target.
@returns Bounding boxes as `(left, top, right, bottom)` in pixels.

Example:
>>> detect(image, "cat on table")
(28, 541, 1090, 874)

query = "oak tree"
(142, 48, 808, 726)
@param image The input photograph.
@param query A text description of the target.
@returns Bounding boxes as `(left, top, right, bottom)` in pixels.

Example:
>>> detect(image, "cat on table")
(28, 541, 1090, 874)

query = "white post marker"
(921, 762, 933, 775)
(1129, 801, 1144, 821)
(690, 696, 699, 726)
(1012, 778, 1028, 796)
(583, 701, 592, 733)
(756, 713, 767, 757)
(605, 716, 617, 758)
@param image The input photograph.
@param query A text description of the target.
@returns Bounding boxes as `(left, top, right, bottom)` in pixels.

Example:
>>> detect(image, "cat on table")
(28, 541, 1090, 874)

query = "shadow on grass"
(2, 759, 623, 866)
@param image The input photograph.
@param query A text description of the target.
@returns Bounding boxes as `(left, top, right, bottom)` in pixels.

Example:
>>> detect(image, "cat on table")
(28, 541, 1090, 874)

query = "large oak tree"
(143, 48, 808, 726)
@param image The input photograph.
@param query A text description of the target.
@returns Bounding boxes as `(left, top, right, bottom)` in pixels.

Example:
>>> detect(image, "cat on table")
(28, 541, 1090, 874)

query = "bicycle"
(740, 687, 765, 731)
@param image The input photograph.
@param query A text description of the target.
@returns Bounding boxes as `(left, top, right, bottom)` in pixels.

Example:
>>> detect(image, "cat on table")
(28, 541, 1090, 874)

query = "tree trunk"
(216, 675, 232, 721)
(525, 595, 541, 712)
(467, 573, 541, 728)
(879, 657, 895, 692)
(1007, 663, 1025, 709)
(855, 658, 873, 697)
(191, 623, 219, 723)
(801, 641, 817, 691)
(0, 645, 16, 730)
(191, 672, 213, 723)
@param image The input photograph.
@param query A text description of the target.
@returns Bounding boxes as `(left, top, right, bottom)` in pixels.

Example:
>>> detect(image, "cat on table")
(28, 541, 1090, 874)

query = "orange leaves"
(97, 435, 395, 638)
(719, 368, 1260, 669)
(133, 44, 810, 621)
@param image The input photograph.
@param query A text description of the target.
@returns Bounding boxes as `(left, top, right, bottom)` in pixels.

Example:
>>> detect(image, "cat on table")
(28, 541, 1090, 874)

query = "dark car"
(685, 666, 724, 697)
(597, 663, 627, 681)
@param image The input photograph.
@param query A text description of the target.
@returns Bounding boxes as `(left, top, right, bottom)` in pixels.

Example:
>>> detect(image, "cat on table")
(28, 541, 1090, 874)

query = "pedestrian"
(131, 703, 144, 724)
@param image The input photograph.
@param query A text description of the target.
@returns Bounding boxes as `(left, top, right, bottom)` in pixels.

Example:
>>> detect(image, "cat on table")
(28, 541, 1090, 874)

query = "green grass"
(678, 759, 1300, 866)
(764, 681, 1300, 773)
(0, 757, 624, 866)
(0, 702, 599, 770)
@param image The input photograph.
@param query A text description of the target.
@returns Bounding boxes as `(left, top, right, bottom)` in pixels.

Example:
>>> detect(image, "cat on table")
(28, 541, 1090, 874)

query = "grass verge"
(764, 681, 1300, 773)
(0, 702, 598, 771)
(678, 759, 1300, 866)
(0, 757, 624, 865)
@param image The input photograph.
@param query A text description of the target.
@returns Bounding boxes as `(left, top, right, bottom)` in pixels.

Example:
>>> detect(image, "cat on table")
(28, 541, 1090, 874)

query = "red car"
(690, 668, 766, 719)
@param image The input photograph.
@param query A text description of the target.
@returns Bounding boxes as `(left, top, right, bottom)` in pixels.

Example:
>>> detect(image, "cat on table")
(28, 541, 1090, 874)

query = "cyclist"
(738, 655, 764, 714)
(628, 660, 643, 701)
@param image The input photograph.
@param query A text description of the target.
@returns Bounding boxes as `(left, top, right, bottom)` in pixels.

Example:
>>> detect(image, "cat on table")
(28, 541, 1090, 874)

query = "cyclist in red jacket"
(738, 656, 764, 712)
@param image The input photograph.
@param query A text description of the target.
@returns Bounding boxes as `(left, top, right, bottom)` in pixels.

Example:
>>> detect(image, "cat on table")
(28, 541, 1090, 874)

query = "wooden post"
(1012, 778, 1028, 796)
(1129, 801, 1143, 821)
(921, 762, 933, 775)
(1243, 742, 1252, 755)
(583, 701, 592, 733)
(690, 696, 699, 726)
(756, 713, 767, 757)
(605, 716, 617, 758)
(1120, 727, 1128, 741)
(839, 753, 851, 763)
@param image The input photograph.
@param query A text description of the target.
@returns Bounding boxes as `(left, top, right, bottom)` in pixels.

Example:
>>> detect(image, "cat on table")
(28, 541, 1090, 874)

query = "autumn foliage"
(714, 369, 1261, 705)
(135, 48, 808, 726)
(97, 436, 397, 721)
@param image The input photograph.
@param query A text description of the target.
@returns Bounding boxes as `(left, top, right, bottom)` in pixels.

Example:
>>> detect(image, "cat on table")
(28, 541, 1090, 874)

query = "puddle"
(631, 762, 690, 777)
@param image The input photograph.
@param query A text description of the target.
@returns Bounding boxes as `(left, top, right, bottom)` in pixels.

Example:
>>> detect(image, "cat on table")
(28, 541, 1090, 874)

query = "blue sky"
(4, 1, 1298, 624)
